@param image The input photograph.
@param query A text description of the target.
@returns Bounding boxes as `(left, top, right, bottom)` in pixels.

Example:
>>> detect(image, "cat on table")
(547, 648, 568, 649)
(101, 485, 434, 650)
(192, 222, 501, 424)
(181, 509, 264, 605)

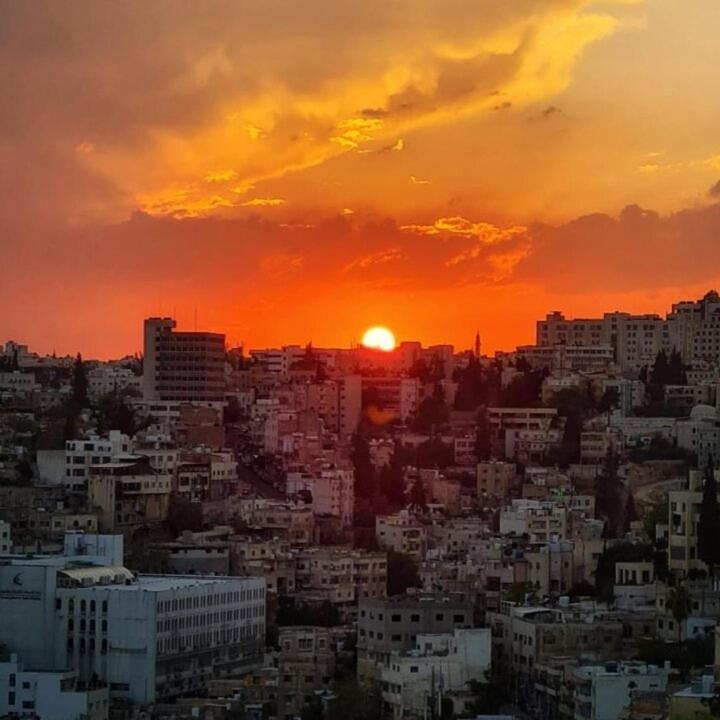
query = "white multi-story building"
(63, 431, 133, 493)
(87, 365, 142, 399)
(376, 512, 427, 559)
(286, 464, 354, 525)
(0, 533, 265, 704)
(381, 629, 492, 720)
(572, 662, 669, 720)
(0, 654, 109, 720)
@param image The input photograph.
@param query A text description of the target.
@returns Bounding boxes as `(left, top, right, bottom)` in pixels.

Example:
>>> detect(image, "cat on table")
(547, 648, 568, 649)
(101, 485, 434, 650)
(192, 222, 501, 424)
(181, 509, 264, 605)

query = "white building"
(0, 533, 266, 703)
(573, 662, 669, 720)
(0, 654, 109, 720)
(381, 629, 492, 720)
(376, 513, 427, 559)
(287, 464, 355, 525)
(63, 431, 133, 493)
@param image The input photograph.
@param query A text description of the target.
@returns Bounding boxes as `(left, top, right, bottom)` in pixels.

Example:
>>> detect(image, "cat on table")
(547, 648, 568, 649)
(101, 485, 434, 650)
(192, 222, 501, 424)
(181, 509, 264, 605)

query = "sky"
(2, 0, 720, 358)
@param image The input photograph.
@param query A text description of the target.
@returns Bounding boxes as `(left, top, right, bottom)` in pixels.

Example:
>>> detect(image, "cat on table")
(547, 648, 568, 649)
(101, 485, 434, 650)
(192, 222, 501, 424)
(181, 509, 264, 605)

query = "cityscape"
(2, 295, 720, 719)
(4, 2, 720, 720)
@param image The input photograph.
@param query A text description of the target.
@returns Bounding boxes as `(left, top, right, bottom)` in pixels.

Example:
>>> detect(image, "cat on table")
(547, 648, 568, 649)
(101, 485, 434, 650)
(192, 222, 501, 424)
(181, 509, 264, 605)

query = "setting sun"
(361, 326, 396, 352)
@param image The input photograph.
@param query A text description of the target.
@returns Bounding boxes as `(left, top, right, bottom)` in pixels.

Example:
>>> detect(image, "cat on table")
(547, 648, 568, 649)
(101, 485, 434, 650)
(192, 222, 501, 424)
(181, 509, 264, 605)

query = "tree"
(411, 383, 449, 432)
(595, 449, 625, 538)
(379, 453, 406, 509)
(407, 479, 428, 513)
(351, 434, 376, 503)
(71, 353, 89, 409)
(623, 492, 639, 534)
(594, 542, 654, 601)
(597, 386, 620, 415)
(668, 585, 692, 644)
(415, 437, 453, 469)
(697, 458, 720, 577)
(387, 551, 422, 596)
(475, 406, 492, 461)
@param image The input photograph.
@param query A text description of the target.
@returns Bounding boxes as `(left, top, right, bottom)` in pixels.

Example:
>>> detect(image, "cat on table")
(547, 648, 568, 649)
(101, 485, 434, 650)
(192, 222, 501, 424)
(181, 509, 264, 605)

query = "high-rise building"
(142, 317, 225, 404)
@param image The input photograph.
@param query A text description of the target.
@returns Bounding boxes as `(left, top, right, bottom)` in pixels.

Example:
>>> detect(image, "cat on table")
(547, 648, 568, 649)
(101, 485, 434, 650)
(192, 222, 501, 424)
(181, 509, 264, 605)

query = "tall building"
(142, 317, 225, 404)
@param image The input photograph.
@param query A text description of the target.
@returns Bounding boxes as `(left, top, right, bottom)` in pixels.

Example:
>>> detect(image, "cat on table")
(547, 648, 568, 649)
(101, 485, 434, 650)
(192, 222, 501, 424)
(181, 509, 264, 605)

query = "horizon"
(5, 287, 719, 361)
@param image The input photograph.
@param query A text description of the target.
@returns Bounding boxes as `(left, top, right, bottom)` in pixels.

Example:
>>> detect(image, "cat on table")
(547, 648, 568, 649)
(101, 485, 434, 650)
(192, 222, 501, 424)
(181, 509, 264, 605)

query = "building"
(0, 533, 266, 703)
(286, 464, 355, 525)
(0, 654, 109, 720)
(276, 626, 339, 720)
(357, 595, 474, 681)
(668, 468, 720, 576)
(376, 513, 427, 559)
(87, 457, 171, 533)
(573, 662, 669, 720)
(380, 629, 492, 720)
(477, 461, 516, 499)
(62, 431, 133, 493)
(143, 317, 225, 404)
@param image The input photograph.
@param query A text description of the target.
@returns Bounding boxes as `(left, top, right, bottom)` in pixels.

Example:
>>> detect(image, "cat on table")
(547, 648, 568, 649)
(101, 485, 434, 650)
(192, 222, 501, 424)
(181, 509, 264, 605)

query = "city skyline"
(3, 1, 720, 357)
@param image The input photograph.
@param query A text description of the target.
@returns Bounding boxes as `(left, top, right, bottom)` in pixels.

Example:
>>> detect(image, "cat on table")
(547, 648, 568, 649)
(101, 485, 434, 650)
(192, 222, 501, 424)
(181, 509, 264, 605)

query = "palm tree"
(668, 585, 692, 645)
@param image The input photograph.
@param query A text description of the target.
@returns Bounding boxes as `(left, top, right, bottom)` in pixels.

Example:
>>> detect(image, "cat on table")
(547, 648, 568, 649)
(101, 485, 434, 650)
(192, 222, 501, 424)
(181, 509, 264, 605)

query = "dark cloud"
(709, 179, 720, 197)
(514, 202, 720, 292)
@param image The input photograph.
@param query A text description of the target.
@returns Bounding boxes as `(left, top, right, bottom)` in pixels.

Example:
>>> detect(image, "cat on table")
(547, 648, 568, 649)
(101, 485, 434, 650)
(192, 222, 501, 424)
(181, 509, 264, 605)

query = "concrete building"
(276, 626, 340, 720)
(573, 662, 669, 720)
(376, 513, 427, 559)
(0, 533, 265, 704)
(357, 595, 474, 681)
(0, 654, 109, 720)
(286, 463, 355, 525)
(62, 431, 133, 493)
(668, 468, 720, 576)
(380, 629, 492, 720)
(477, 461, 516, 499)
(87, 457, 171, 534)
(143, 317, 225, 404)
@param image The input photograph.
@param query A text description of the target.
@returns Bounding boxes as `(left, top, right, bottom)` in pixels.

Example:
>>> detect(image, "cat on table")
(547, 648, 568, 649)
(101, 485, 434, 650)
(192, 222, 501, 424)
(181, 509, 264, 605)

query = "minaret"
(474, 330, 481, 359)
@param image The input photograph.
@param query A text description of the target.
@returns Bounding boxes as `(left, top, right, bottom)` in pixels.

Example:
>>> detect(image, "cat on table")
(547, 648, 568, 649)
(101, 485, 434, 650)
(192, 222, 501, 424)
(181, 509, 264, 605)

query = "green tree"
(407, 478, 428, 513)
(595, 448, 625, 537)
(475, 405, 492, 461)
(668, 585, 692, 644)
(71, 353, 89, 409)
(697, 458, 720, 577)
(351, 434, 376, 503)
(379, 452, 406, 509)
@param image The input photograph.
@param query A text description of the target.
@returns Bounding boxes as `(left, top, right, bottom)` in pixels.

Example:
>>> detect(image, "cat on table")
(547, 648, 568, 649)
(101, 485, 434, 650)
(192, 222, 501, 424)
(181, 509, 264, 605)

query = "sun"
(362, 326, 396, 352)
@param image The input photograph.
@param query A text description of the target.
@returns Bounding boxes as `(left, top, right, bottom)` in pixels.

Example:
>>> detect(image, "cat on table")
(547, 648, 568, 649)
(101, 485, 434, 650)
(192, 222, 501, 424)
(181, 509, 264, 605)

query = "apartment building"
(357, 595, 474, 681)
(376, 513, 427, 559)
(143, 317, 225, 404)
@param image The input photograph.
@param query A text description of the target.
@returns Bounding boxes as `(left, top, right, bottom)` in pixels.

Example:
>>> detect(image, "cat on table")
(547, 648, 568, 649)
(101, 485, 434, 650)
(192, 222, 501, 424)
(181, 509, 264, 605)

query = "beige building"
(276, 626, 339, 720)
(376, 512, 427, 559)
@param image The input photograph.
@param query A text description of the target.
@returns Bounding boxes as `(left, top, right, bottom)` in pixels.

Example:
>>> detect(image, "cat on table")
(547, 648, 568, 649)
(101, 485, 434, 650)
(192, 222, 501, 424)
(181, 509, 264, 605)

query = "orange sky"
(3, 0, 720, 358)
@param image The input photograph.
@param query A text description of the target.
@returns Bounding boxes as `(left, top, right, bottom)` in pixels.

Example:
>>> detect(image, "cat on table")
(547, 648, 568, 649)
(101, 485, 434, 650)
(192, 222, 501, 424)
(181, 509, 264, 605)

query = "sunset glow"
(3, 2, 720, 358)
(362, 327, 396, 352)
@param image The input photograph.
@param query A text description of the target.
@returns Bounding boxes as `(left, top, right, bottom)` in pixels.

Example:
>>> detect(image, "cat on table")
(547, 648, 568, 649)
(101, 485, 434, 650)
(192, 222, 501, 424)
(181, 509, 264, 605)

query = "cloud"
(410, 176, 431, 185)
(540, 105, 562, 118)
(709, 180, 720, 197)
(512, 202, 720, 292)
(241, 197, 285, 207)
(0, 0, 631, 223)
(204, 169, 238, 183)
(401, 216, 526, 242)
